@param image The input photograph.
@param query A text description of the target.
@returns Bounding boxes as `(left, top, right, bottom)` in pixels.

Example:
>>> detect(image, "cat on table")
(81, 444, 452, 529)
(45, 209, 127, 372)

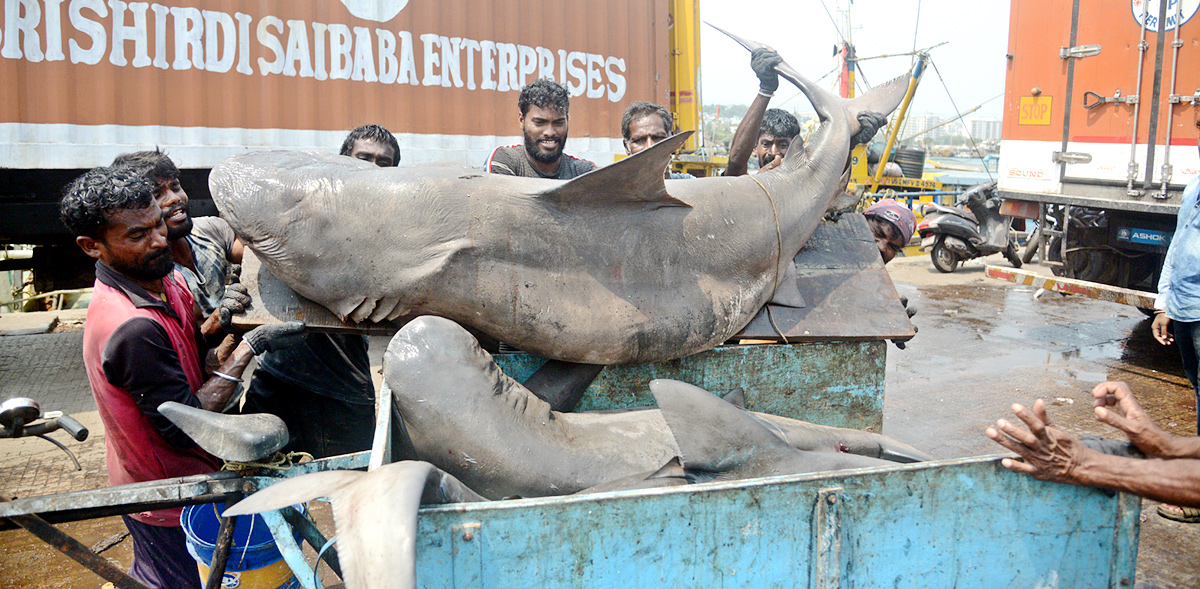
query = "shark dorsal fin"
(647, 456, 687, 480)
(721, 387, 746, 409)
(537, 131, 694, 208)
(649, 379, 797, 474)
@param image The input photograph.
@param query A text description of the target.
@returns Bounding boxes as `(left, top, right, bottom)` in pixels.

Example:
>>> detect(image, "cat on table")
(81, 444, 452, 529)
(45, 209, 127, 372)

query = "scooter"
(917, 182, 1023, 273)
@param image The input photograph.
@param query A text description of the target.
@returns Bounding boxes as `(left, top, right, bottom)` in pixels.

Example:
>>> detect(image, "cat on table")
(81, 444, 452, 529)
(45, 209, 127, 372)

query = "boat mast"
(837, 3, 855, 99)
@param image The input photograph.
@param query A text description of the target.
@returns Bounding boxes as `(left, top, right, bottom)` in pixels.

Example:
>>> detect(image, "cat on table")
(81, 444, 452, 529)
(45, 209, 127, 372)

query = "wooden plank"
(734, 214, 915, 342)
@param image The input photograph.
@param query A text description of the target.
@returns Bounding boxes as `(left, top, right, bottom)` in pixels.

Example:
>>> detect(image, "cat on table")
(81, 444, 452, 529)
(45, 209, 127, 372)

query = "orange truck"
(0, 0, 678, 289)
(998, 0, 1199, 297)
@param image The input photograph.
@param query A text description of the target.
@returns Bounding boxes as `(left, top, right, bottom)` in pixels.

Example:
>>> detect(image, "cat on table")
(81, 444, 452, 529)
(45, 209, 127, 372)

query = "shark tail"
(226, 461, 473, 589)
(224, 470, 363, 517)
(708, 24, 909, 168)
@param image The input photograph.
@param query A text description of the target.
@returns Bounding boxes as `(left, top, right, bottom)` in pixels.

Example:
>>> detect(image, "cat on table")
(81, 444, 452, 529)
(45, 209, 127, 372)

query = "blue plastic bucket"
(181, 502, 303, 589)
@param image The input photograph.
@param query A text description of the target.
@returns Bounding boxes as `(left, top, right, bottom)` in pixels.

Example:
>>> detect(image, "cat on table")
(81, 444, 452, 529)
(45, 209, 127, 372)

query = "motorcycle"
(917, 182, 1023, 273)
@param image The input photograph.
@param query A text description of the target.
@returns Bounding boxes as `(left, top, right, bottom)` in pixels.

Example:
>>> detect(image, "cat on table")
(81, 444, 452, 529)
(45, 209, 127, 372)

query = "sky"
(698, 0, 1012, 121)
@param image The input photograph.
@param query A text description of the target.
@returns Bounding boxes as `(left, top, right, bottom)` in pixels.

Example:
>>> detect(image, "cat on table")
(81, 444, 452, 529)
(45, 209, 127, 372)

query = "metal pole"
(870, 54, 926, 194)
(1126, 0, 1150, 197)
(281, 505, 342, 579)
(1158, 0, 1184, 199)
(2, 501, 151, 589)
(1141, 0, 1171, 193)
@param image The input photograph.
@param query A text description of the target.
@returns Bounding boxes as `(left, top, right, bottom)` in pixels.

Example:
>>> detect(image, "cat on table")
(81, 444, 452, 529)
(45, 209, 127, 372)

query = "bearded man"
(485, 78, 597, 179)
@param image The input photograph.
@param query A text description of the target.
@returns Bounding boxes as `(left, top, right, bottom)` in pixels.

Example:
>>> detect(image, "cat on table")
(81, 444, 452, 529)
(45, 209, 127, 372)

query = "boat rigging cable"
(778, 0, 994, 179)
(911, 0, 923, 59)
(928, 58, 994, 182)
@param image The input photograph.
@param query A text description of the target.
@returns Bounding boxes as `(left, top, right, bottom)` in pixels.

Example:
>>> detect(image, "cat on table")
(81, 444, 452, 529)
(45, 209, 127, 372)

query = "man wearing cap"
(863, 199, 916, 264)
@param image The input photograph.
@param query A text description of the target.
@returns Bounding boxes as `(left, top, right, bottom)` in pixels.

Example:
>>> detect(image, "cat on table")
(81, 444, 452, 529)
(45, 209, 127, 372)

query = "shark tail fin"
(845, 74, 911, 139)
(708, 24, 909, 164)
(537, 131, 694, 208)
(649, 379, 797, 474)
(227, 461, 464, 589)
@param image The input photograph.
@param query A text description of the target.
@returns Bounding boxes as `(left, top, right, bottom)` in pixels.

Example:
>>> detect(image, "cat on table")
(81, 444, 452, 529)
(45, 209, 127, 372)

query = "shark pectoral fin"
(537, 131, 694, 208)
(767, 263, 806, 308)
(878, 441, 934, 464)
(223, 470, 365, 517)
(573, 457, 691, 495)
(423, 468, 489, 505)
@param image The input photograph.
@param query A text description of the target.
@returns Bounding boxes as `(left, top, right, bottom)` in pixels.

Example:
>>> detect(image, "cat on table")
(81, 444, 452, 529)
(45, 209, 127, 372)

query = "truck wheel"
(931, 241, 959, 273)
(1020, 227, 1041, 264)
(1004, 242, 1024, 269)
(1046, 235, 1112, 282)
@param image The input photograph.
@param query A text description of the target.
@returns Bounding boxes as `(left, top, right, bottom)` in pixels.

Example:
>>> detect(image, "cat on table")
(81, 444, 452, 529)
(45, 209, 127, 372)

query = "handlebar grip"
(56, 415, 89, 441)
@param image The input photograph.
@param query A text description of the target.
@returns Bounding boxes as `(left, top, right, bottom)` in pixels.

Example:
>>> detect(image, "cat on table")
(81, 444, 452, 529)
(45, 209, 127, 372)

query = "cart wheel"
(931, 240, 959, 273)
(1004, 242, 1023, 269)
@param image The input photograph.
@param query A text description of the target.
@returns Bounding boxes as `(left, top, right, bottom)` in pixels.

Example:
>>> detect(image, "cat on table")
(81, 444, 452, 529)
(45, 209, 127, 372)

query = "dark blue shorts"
(122, 515, 202, 589)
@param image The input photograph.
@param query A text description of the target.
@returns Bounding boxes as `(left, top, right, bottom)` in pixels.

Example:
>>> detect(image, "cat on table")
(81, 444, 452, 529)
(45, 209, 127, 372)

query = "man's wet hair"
(111, 149, 179, 182)
(760, 108, 801, 140)
(621, 101, 674, 141)
(60, 166, 155, 240)
(340, 124, 400, 166)
(518, 78, 570, 116)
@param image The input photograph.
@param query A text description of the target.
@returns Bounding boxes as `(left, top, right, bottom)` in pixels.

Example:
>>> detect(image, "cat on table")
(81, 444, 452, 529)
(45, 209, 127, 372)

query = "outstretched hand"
(1091, 381, 1182, 459)
(985, 399, 1092, 484)
(750, 47, 781, 94)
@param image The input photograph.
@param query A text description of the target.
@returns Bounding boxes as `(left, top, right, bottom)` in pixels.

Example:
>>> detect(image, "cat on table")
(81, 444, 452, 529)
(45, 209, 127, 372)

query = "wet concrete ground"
(1, 253, 1198, 587)
(885, 253, 1199, 589)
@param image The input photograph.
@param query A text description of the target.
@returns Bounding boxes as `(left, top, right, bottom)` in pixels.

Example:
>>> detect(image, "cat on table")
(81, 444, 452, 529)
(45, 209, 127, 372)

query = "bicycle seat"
(158, 402, 289, 462)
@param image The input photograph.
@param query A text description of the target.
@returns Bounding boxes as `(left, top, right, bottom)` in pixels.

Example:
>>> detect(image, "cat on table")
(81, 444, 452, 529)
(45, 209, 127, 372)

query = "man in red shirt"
(60, 166, 302, 589)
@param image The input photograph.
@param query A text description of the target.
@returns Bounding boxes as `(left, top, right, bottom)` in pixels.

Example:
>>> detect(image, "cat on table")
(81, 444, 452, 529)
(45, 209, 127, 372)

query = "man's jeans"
(1172, 319, 1200, 434)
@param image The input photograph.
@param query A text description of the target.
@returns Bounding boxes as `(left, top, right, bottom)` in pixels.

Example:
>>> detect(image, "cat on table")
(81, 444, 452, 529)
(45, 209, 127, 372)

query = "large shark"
(385, 315, 926, 499)
(225, 316, 928, 589)
(209, 51, 909, 364)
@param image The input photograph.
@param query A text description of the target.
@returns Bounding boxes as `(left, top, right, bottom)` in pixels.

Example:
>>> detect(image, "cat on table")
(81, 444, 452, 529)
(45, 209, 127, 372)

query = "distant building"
(970, 118, 1002, 141)
(899, 112, 943, 141)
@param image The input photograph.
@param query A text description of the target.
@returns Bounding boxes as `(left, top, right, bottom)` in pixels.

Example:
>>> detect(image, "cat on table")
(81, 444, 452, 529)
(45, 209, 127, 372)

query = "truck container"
(0, 0, 670, 288)
(997, 0, 1199, 299)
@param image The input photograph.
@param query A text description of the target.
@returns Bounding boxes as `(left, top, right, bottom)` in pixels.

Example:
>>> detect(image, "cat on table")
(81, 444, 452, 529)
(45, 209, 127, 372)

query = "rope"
(746, 175, 791, 345)
(314, 536, 339, 589)
(221, 451, 313, 473)
(928, 57, 995, 183)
